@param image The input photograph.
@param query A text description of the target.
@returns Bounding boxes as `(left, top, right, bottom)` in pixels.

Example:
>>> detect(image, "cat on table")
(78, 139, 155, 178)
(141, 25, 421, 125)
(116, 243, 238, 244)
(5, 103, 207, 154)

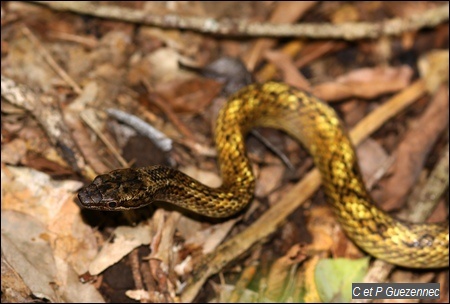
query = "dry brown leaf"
(148, 47, 192, 83)
(2, 32, 56, 91)
(340, 98, 369, 127)
(88, 223, 153, 275)
(1, 166, 102, 302)
(2, 211, 60, 302)
(182, 218, 239, 255)
(418, 49, 449, 93)
(385, 1, 439, 19)
(300, 256, 321, 303)
(264, 50, 312, 90)
(2, 166, 80, 222)
(382, 86, 448, 210)
(154, 78, 222, 114)
(1, 138, 27, 165)
(150, 211, 181, 267)
(295, 41, 347, 68)
(243, 1, 317, 70)
(331, 3, 360, 23)
(356, 138, 389, 183)
(47, 200, 99, 275)
(264, 244, 307, 301)
(179, 165, 221, 188)
(1, 252, 33, 302)
(306, 206, 337, 253)
(254, 164, 285, 198)
(313, 66, 413, 101)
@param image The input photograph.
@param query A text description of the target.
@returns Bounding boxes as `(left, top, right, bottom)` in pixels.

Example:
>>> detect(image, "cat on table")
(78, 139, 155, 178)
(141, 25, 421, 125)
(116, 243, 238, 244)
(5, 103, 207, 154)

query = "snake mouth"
(78, 184, 111, 210)
(78, 184, 147, 211)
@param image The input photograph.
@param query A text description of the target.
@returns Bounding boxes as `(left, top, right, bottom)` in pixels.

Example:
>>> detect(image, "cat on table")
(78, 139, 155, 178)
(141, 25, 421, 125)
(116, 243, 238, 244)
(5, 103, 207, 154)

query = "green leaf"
(315, 257, 369, 302)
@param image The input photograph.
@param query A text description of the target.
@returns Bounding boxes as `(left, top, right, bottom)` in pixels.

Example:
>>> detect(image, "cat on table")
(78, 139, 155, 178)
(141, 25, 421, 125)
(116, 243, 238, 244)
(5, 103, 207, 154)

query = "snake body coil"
(78, 82, 448, 268)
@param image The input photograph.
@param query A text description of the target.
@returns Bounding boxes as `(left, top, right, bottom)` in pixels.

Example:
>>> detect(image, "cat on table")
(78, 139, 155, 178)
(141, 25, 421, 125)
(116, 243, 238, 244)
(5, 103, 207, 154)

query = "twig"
(242, 1, 317, 70)
(31, 2, 449, 40)
(129, 249, 145, 292)
(142, 79, 196, 141)
(404, 143, 449, 221)
(21, 26, 82, 94)
(181, 80, 428, 302)
(250, 130, 295, 172)
(256, 40, 304, 82)
(106, 108, 173, 152)
(79, 109, 129, 168)
(47, 31, 99, 49)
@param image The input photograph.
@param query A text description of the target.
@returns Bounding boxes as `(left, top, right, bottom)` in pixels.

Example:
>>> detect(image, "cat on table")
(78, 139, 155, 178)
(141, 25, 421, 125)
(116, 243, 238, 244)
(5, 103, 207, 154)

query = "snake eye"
(108, 202, 117, 208)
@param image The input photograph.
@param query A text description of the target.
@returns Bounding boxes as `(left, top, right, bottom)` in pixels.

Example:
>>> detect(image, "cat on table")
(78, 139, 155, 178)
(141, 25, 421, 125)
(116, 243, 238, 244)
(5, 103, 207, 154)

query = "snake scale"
(78, 82, 448, 268)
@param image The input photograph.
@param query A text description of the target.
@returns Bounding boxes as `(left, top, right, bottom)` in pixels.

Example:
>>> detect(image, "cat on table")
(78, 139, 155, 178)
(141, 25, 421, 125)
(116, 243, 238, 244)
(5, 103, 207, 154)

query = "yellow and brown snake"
(78, 81, 449, 268)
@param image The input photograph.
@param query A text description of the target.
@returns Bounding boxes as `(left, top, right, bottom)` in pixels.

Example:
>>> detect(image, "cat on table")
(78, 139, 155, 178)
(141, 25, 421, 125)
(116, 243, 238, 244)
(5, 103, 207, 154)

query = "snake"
(78, 81, 448, 268)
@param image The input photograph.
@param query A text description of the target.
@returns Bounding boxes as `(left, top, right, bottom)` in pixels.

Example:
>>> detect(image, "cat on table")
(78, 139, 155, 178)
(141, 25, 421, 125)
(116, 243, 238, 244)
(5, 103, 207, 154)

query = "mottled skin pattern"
(78, 82, 448, 268)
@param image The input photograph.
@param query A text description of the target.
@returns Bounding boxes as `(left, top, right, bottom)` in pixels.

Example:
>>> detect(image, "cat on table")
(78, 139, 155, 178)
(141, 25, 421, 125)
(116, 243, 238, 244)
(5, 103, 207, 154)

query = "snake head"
(78, 168, 153, 211)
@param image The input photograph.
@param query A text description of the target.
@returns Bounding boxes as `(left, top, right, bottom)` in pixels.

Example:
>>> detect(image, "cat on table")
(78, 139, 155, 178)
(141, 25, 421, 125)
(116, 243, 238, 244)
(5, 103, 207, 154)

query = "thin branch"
(21, 26, 82, 94)
(106, 108, 173, 152)
(403, 142, 449, 223)
(250, 130, 295, 171)
(31, 1, 448, 40)
(79, 109, 130, 168)
(142, 79, 196, 142)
